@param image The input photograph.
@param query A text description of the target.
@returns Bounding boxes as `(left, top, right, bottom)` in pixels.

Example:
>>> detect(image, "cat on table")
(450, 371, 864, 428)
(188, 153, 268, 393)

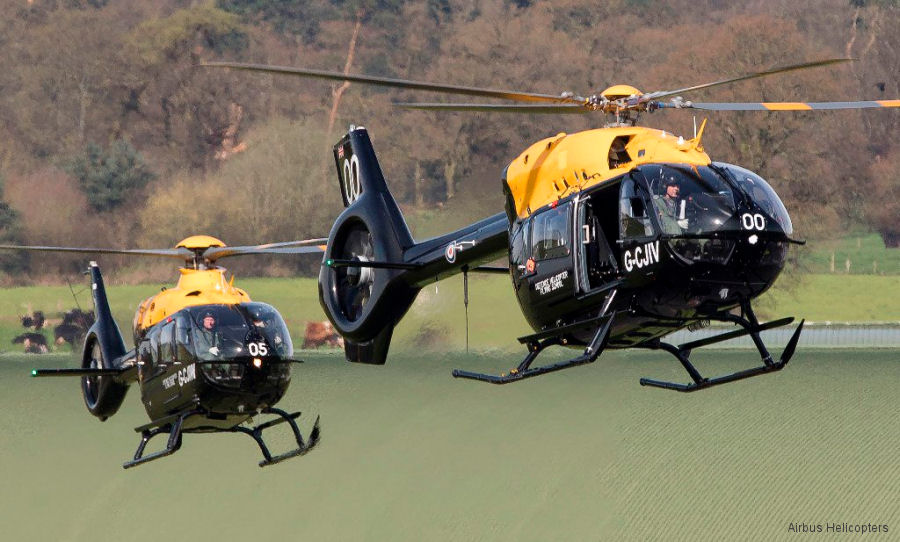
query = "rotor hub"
(600, 84, 643, 102)
(176, 235, 225, 250)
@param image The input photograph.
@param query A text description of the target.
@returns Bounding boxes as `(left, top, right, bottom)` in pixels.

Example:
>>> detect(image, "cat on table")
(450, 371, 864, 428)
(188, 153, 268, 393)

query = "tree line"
(0, 0, 897, 283)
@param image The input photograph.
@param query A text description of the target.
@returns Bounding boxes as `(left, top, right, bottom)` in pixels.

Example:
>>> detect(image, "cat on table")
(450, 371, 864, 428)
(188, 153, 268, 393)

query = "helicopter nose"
(733, 233, 790, 286)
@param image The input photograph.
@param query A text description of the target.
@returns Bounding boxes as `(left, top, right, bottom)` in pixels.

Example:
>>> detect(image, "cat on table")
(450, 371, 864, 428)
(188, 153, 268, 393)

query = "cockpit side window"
(509, 221, 527, 275)
(530, 202, 571, 260)
(620, 174, 655, 239)
(174, 313, 191, 362)
(138, 338, 153, 377)
(159, 321, 175, 364)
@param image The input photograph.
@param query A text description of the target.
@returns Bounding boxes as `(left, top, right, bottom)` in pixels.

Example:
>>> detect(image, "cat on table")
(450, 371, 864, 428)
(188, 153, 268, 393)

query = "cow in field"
(302, 321, 344, 349)
(21, 311, 46, 330)
(13, 333, 49, 354)
(54, 308, 95, 349)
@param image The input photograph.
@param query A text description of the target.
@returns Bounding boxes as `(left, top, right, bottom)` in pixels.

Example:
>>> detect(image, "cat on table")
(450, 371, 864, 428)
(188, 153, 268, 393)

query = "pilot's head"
(202, 312, 216, 330)
(665, 177, 680, 198)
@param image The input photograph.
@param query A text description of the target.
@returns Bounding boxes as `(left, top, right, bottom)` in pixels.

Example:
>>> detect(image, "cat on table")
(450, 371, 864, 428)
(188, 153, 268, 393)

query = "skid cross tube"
(123, 408, 320, 469)
(639, 301, 805, 392)
(123, 409, 201, 469)
(452, 313, 615, 384)
(229, 407, 321, 467)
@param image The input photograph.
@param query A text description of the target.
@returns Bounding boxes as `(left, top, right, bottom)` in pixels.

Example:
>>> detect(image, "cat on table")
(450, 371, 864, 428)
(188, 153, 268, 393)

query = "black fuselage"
(135, 303, 294, 430)
(505, 162, 793, 347)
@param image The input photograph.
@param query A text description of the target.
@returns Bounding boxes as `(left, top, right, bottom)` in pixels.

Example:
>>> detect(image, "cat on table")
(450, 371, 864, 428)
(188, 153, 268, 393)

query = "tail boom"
(320, 126, 510, 366)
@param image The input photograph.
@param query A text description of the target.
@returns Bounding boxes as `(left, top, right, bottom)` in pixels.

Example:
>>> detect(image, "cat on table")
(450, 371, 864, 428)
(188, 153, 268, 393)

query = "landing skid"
(122, 409, 196, 469)
(229, 407, 321, 467)
(123, 408, 320, 469)
(452, 313, 615, 384)
(639, 301, 804, 392)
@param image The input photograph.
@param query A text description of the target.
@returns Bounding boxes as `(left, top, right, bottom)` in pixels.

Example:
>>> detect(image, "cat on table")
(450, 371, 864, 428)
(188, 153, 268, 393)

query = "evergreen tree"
(0, 175, 27, 273)
(66, 140, 156, 212)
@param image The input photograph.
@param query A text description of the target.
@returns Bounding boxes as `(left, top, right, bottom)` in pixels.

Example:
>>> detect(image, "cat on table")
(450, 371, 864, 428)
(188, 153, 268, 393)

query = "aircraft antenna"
(462, 265, 470, 353)
(66, 277, 84, 312)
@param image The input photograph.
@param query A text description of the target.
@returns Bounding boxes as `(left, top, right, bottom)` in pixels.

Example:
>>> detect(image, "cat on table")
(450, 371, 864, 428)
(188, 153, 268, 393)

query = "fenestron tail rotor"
(332, 223, 375, 322)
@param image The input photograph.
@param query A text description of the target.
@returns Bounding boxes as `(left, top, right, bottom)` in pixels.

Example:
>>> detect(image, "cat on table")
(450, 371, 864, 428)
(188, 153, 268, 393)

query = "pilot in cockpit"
(196, 311, 222, 356)
(655, 177, 689, 230)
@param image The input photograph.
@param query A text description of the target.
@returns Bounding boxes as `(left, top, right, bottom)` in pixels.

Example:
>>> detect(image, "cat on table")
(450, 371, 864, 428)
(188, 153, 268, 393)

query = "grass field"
(755, 274, 900, 322)
(2, 272, 898, 356)
(1, 347, 897, 541)
(802, 233, 899, 275)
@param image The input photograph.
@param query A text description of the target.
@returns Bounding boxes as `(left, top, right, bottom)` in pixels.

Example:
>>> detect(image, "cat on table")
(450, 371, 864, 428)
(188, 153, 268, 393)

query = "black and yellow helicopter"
(206, 58, 898, 392)
(0, 235, 324, 468)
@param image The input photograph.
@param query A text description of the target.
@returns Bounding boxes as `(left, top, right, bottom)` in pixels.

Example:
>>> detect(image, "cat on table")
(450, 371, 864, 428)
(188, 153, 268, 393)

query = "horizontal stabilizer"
(32, 367, 126, 378)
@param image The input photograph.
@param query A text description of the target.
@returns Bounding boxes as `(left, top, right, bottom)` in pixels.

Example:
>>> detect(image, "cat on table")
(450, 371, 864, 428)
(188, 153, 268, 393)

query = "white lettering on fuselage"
(162, 363, 196, 390)
(177, 364, 196, 387)
(623, 241, 660, 272)
(162, 374, 176, 389)
(342, 155, 362, 204)
(535, 270, 569, 295)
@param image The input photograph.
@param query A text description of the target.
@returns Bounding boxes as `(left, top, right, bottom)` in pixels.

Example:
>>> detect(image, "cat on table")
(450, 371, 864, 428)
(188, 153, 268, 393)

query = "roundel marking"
(445, 243, 456, 263)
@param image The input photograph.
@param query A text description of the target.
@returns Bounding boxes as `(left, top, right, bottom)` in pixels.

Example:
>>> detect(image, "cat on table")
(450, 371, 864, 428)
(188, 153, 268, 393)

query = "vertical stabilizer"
(320, 127, 420, 364)
(81, 262, 130, 420)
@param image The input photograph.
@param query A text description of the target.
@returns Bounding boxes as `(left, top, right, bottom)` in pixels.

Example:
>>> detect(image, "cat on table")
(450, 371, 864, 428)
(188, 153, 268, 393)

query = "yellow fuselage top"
(504, 125, 711, 219)
(132, 268, 250, 335)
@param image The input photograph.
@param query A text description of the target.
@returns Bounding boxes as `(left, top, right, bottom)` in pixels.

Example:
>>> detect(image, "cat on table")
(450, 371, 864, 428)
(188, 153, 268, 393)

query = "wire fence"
(668, 322, 900, 349)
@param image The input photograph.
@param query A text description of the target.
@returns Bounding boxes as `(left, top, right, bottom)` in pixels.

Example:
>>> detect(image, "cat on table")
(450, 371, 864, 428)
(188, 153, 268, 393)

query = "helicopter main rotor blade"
(212, 238, 328, 252)
(394, 102, 591, 114)
(657, 99, 900, 111)
(201, 61, 584, 105)
(0, 244, 193, 259)
(636, 58, 854, 104)
(204, 242, 327, 261)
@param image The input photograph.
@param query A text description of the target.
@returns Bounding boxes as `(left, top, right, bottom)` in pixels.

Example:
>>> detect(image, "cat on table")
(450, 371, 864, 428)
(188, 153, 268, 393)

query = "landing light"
(252, 358, 263, 369)
(749, 234, 759, 245)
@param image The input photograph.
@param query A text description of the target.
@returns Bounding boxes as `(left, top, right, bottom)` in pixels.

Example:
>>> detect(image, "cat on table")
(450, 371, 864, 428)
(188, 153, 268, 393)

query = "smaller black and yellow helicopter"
(1, 236, 324, 468)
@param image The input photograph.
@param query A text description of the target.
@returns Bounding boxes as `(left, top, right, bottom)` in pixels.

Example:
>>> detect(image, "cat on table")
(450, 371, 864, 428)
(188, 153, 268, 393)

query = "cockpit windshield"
(715, 163, 793, 234)
(188, 303, 293, 362)
(640, 164, 737, 236)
